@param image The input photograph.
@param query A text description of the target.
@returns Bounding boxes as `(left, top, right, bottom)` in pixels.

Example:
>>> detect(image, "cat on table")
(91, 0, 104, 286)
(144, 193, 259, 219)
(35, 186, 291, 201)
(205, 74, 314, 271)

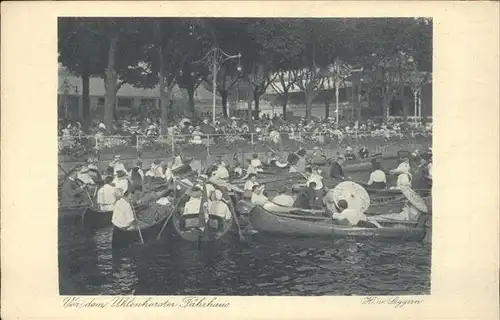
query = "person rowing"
(390, 157, 412, 189)
(113, 170, 131, 194)
(366, 159, 387, 189)
(231, 161, 244, 178)
(293, 149, 307, 173)
(172, 153, 184, 170)
(111, 188, 138, 248)
(358, 147, 369, 159)
(109, 155, 126, 176)
(331, 199, 381, 228)
(250, 185, 268, 206)
(96, 176, 117, 211)
(329, 155, 346, 185)
(129, 160, 144, 192)
(241, 159, 258, 179)
(250, 153, 264, 172)
(182, 186, 202, 216)
(208, 189, 232, 220)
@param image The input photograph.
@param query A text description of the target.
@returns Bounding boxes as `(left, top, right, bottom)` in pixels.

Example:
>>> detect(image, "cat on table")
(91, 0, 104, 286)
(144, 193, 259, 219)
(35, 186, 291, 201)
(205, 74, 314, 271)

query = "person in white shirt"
(251, 185, 268, 206)
(173, 154, 184, 170)
(332, 200, 380, 228)
(241, 159, 258, 179)
(113, 170, 130, 194)
(211, 163, 230, 181)
(96, 176, 117, 211)
(183, 187, 202, 216)
(109, 155, 126, 175)
(111, 189, 136, 230)
(209, 190, 232, 220)
(367, 160, 387, 189)
(232, 162, 243, 177)
(427, 162, 432, 180)
(298, 167, 323, 191)
(250, 153, 264, 172)
(244, 173, 259, 191)
(390, 158, 412, 189)
(164, 161, 174, 182)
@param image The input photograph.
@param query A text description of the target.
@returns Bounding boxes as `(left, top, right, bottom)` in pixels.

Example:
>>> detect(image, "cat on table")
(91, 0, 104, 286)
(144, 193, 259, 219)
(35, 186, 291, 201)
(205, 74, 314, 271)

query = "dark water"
(59, 210, 431, 296)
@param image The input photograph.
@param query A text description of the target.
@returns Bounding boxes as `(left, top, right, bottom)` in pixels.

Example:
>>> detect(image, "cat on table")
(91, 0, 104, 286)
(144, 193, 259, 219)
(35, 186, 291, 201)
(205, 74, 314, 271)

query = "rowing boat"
(112, 202, 170, 249)
(82, 187, 173, 228)
(171, 192, 236, 242)
(249, 204, 426, 241)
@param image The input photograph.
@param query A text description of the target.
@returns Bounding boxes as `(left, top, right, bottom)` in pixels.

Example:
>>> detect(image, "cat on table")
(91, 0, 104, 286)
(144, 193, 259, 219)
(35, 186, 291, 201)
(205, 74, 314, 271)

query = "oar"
(222, 189, 245, 241)
(131, 205, 144, 244)
(155, 188, 188, 240)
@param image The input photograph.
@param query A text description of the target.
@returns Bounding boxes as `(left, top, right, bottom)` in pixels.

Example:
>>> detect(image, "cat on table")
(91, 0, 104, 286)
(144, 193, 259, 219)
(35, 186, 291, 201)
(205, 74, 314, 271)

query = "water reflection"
(59, 210, 431, 296)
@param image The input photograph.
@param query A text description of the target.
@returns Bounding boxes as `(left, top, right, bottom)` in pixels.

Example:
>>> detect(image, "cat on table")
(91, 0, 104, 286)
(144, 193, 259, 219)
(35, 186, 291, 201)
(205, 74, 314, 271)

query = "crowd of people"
(58, 114, 432, 155)
(69, 138, 432, 232)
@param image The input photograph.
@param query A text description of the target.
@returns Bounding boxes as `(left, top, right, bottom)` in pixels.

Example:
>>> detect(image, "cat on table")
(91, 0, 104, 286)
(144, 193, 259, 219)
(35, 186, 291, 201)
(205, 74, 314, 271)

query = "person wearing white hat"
(109, 155, 126, 176)
(113, 170, 130, 194)
(183, 186, 203, 216)
(76, 166, 96, 186)
(209, 189, 232, 220)
(390, 157, 412, 189)
(98, 123, 106, 130)
(251, 185, 268, 206)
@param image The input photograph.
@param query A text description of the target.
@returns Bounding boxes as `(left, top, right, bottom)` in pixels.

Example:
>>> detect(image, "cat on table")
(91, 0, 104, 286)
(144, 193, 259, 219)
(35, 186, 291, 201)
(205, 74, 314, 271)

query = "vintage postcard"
(1, 1, 499, 320)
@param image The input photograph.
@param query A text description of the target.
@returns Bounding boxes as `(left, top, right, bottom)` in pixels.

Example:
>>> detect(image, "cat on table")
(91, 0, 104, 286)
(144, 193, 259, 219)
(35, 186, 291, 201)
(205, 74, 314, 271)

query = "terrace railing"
(58, 130, 432, 166)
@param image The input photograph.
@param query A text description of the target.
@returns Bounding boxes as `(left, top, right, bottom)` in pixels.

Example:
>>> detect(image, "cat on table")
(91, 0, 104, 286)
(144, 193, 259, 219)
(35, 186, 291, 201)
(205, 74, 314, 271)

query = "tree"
(58, 17, 150, 132)
(244, 19, 305, 120)
(58, 18, 106, 130)
(270, 70, 299, 119)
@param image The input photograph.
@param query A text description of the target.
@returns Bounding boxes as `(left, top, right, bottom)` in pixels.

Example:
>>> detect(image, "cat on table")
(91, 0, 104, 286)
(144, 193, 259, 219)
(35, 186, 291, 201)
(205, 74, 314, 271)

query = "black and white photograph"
(57, 17, 434, 296)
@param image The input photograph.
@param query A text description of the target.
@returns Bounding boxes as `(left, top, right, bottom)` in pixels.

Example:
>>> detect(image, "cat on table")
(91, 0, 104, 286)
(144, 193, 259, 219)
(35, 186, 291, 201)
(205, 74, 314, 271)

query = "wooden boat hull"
(342, 154, 400, 172)
(82, 203, 149, 229)
(249, 205, 425, 241)
(111, 201, 172, 248)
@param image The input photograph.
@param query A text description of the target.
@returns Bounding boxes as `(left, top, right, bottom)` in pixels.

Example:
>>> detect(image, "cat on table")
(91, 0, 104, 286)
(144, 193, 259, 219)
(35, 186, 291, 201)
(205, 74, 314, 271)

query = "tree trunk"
(253, 90, 260, 120)
(81, 71, 90, 131)
(305, 88, 313, 120)
(324, 99, 330, 119)
(282, 93, 288, 120)
(247, 85, 253, 130)
(104, 36, 118, 134)
(158, 46, 167, 134)
(220, 90, 228, 118)
(382, 94, 389, 123)
(187, 86, 195, 116)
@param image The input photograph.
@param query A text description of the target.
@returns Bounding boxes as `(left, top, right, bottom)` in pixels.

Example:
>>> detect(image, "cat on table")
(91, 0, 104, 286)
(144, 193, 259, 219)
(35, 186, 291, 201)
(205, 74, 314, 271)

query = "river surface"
(59, 210, 431, 296)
